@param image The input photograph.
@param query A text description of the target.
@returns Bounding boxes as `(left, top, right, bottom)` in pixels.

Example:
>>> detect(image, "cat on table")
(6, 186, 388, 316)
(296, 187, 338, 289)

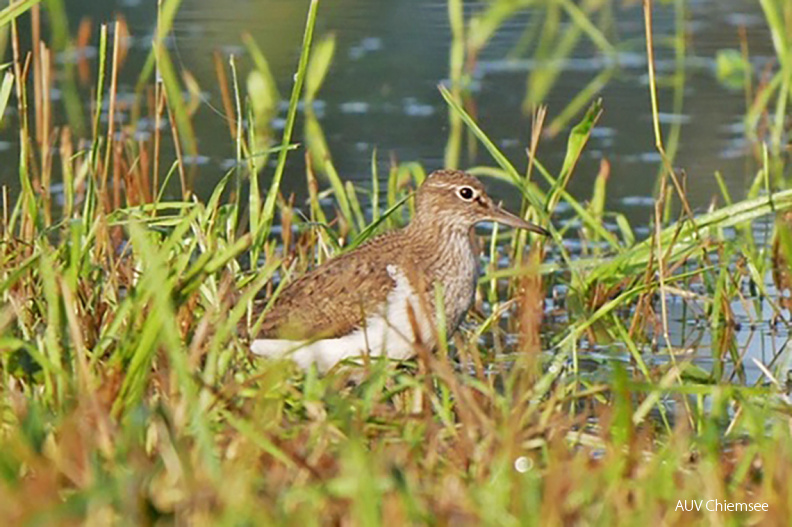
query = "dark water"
(1, 0, 787, 381)
(1, 0, 778, 216)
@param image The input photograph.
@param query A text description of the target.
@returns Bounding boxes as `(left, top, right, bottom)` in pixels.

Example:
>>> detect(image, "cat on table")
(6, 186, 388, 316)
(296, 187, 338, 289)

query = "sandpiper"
(250, 169, 548, 372)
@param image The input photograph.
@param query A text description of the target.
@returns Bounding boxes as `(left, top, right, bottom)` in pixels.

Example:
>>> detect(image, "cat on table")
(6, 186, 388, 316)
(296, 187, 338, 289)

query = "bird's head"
(413, 169, 549, 236)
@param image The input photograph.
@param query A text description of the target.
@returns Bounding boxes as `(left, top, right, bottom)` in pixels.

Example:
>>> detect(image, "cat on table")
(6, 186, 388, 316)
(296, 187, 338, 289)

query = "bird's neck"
(403, 212, 479, 332)
(404, 214, 477, 274)
(406, 212, 471, 242)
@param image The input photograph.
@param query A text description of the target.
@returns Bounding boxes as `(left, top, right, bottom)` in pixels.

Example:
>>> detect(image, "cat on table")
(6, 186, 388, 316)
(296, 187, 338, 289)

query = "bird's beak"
(487, 204, 550, 236)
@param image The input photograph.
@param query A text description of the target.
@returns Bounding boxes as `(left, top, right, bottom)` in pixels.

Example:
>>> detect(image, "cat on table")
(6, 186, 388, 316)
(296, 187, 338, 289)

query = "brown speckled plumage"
(252, 169, 547, 366)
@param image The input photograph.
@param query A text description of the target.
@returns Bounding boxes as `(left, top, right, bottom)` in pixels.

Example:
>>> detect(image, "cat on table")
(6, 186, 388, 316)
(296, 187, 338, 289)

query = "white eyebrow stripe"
(430, 181, 480, 194)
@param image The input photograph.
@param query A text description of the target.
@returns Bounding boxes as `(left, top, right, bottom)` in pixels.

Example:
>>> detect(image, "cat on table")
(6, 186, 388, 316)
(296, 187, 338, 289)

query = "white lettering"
(677, 500, 768, 513)
(678, 500, 701, 512)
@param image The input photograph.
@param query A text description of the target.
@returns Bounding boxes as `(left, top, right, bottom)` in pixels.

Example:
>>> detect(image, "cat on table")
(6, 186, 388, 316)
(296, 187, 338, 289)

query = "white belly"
(250, 265, 434, 372)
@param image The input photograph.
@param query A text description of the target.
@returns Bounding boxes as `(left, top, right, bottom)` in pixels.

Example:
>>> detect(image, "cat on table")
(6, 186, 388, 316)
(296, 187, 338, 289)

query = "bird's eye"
(458, 186, 475, 201)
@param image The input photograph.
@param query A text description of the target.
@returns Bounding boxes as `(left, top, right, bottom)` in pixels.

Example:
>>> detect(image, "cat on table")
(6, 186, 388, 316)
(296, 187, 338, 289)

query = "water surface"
(2, 0, 776, 213)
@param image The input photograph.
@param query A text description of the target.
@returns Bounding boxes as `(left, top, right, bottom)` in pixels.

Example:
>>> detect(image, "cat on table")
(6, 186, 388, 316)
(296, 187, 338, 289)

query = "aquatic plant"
(0, 0, 790, 523)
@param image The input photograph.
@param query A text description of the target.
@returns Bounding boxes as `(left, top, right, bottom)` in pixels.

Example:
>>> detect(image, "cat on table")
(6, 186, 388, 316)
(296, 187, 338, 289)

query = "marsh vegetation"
(0, 0, 791, 524)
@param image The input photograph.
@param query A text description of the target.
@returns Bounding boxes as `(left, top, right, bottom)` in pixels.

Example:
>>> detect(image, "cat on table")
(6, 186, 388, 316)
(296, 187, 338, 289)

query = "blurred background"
(0, 0, 781, 226)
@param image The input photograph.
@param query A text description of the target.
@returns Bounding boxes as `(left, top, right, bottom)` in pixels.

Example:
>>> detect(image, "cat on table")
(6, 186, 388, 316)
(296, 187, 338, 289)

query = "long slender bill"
(488, 206, 549, 236)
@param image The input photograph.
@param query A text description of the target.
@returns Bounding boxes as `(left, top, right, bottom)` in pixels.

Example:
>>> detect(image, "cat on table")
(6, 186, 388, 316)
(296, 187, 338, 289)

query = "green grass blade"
(0, 0, 41, 28)
(260, 0, 320, 239)
(0, 71, 13, 124)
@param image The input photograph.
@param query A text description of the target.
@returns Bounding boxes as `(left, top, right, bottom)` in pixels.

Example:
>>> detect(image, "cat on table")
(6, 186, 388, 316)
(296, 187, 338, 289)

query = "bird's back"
(254, 231, 416, 340)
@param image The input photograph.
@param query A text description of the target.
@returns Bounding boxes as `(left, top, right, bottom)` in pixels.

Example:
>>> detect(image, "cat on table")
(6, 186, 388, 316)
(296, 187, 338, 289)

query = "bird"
(249, 169, 548, 372)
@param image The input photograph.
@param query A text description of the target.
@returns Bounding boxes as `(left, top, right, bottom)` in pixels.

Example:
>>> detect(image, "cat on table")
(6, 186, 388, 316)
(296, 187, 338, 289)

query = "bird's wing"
(253, 241, 400, 340)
